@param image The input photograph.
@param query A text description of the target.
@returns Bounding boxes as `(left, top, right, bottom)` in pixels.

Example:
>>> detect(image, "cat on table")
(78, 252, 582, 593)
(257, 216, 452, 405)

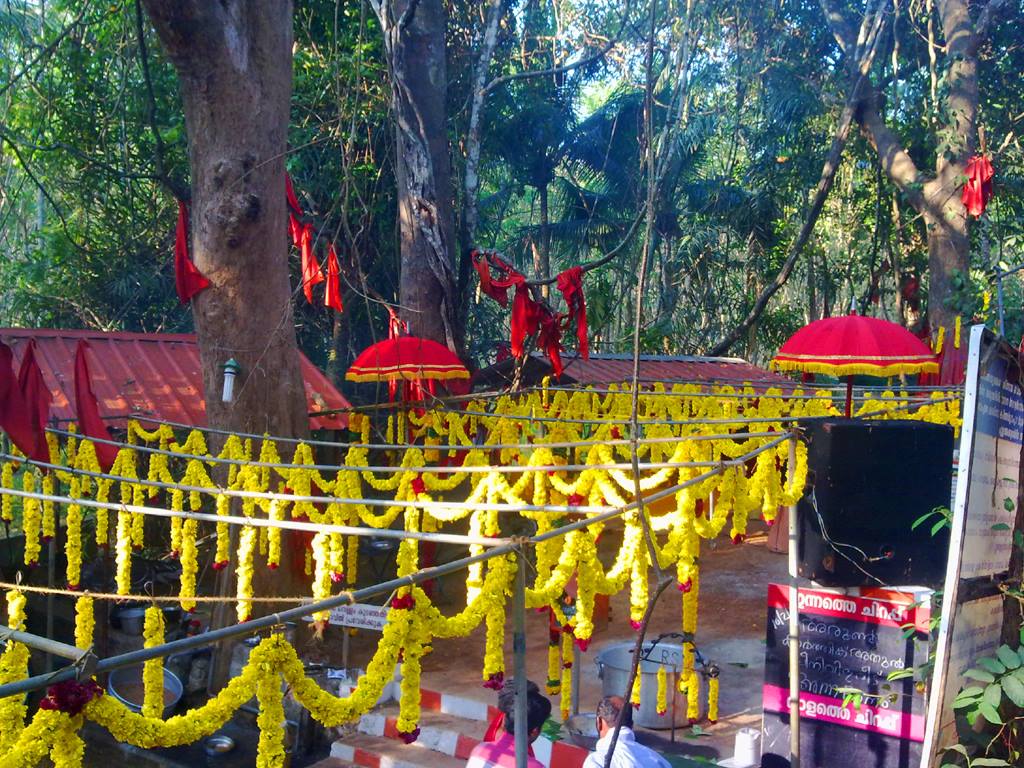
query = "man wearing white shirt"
(583, 696, 671, 768)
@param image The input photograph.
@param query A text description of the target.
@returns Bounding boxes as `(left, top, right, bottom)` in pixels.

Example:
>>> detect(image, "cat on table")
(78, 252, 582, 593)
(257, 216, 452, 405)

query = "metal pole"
(513, 548, 529, 768)
(997, 272, 1006, 336)
(787, 434, 801, 768)
(572, 643, 581, 715)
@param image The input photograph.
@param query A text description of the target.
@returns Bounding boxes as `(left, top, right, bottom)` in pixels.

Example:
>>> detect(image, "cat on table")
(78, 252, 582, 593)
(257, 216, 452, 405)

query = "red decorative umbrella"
(345, 336, 469, 385)
(771, 314, 938, 416)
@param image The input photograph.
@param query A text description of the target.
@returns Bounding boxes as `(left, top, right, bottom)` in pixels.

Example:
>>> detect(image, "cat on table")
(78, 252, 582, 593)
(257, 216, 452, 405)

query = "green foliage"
(1, 0, 1023, 374)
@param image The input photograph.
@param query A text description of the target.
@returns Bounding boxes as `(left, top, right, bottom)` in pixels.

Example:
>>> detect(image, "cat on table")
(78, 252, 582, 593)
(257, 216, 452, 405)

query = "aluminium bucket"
(594, 642, 697, 729)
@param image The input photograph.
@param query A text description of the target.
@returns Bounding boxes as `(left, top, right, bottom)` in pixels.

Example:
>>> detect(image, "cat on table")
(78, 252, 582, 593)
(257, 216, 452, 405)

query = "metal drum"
(594, 642, 697, 729)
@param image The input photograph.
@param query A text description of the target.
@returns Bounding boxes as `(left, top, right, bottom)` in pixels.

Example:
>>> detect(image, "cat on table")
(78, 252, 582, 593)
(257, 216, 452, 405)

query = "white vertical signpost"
(920, 325, 1024, 767)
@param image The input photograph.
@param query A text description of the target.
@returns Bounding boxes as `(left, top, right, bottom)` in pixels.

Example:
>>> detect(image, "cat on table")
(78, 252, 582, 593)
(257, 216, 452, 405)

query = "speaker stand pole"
(787, 433, 801, 768)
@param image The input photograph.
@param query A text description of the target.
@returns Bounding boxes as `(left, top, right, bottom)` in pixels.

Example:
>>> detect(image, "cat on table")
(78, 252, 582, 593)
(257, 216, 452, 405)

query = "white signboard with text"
(921, 326, 1022, 766)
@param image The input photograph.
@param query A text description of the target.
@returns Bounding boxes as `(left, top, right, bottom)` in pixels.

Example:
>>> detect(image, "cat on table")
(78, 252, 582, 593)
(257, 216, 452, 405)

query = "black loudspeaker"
(796, 417, 953, 587)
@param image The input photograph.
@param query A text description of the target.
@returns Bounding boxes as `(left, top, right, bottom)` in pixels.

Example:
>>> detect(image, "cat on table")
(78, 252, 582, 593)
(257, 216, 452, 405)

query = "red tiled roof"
(473, 353, 794, 390)
(0, 328, 349, 431)
(560, 354, 793, 387)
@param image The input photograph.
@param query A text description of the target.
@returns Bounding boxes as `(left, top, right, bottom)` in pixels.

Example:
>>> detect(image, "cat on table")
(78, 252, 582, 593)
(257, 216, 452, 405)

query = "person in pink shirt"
(465, 680, 551, 768)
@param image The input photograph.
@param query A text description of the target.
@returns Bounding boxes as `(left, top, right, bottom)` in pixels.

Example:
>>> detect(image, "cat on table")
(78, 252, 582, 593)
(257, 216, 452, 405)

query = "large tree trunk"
(378, 0, 461, 350)
(140, 2, 308, 674)
(142, 0, 309, 439)
(821, 0, 990, 337)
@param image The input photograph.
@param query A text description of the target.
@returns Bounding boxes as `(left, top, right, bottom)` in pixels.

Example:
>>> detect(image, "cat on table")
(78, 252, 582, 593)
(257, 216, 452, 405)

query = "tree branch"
(0, 133, 88, 254)
(708, 0, 889, 356)
(480, 0, 634, 97)
(134, 0, 190, 201)
(0, 0, 94, 100)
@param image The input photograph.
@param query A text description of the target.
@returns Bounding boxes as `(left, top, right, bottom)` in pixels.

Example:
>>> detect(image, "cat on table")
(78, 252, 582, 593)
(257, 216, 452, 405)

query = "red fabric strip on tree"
(510, 276, 536, 358)
(537, 309, 564, 378)
(471, 250, 520, 307)
(962, 155, 994, 217)
(174, 201, 211, 304)
(556, 266, 588, 359)
(17, 339, 52, 463)
(0, 342, 46, 462)
(73, 340, 119, 471)
(285, 173, 304, 217)
(300, 223, 325, 304)
(325, 244, 344, 312)
(288, 213, 304, 250)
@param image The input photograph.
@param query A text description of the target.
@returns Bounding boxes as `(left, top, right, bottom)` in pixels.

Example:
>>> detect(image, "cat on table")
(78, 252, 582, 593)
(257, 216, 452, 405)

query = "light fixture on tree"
(221, 358, 241, 403)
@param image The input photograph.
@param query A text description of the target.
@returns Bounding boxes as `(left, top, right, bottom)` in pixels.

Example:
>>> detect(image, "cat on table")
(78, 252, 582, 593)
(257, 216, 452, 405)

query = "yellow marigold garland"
(236, 525, 257, 623)
(0, 590, 29, 753)
(656, 665, 668, 717)
(22, 471, 40, 566)
(142, 606, 166, 719)
(74, 596, 95, 650)
(255, 669, 287, 768)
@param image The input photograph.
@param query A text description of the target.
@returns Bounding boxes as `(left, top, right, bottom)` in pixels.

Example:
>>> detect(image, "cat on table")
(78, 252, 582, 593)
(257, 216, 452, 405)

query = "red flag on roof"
(325, 244, 344, 313)
(174, 200, 211, 304)
(17, 339, 51, 462)
(0, 342, 45, 462)
(74, 340, 119, 471)
(300, 223, 325, 304)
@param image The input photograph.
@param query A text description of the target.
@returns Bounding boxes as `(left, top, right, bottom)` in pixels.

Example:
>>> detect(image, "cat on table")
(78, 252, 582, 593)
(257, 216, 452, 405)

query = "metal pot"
(594, 642, 697, 729)
(107, 664, 184, 719)
(116, 606, 147, 636)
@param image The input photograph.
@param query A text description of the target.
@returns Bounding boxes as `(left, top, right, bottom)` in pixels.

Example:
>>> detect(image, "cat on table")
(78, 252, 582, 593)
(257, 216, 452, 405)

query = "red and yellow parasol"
(771, 314, 938, 416)
(345, 336, 469, 385)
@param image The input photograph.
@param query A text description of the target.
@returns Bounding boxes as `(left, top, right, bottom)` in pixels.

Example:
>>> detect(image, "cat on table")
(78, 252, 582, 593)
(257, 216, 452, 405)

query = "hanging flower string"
(0, 383, 964, 767)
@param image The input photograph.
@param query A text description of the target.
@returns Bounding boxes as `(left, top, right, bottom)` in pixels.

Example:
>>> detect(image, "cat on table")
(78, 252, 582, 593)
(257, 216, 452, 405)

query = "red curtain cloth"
(73, 340, 119, 471)
(17, 339, 52, 462)
(962, 155, 995, 217)
(325, 244, 344, 312)
(0, 342, 46, 462)
(174, 201, 211, 304)
(556, 266, 588, 359)
(300, 223, 325, 303)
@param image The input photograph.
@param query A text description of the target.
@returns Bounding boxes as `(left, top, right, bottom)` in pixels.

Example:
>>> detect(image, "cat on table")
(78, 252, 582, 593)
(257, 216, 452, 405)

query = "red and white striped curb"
(349, 698, 589, 768)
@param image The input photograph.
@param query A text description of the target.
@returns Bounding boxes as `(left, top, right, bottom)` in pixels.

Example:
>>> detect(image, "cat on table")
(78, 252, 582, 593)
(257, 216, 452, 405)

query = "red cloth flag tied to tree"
(174, 200, 211, 304)
(17, 339, 52, 462)
(473, 250, 584, 377)
(0, 342, 47, 462)
(73, 340, 119, 471)
(300, 223, 325, 303)
(285, 173, 305, 249)
(962, 155, 994, 217)
(325, 244, 344, 312)
(471, 250, 520, 307)
(556, 266, 588, 359)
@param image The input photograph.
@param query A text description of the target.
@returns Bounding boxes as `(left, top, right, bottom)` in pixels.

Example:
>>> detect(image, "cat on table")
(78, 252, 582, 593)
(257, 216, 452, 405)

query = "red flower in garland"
(39, 679, 103, 715)
(399, 727, 421, 744)
(483, 672, 504, 690)
(390, 593, 415, 610)
(411, 475, 426, 496)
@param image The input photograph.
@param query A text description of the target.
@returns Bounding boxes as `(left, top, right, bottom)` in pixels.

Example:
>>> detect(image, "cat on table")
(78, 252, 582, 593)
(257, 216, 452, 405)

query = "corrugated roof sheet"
(560, 353, 794, 387)
(473, 353, 794, 390)
(0, 328, 349, 431)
